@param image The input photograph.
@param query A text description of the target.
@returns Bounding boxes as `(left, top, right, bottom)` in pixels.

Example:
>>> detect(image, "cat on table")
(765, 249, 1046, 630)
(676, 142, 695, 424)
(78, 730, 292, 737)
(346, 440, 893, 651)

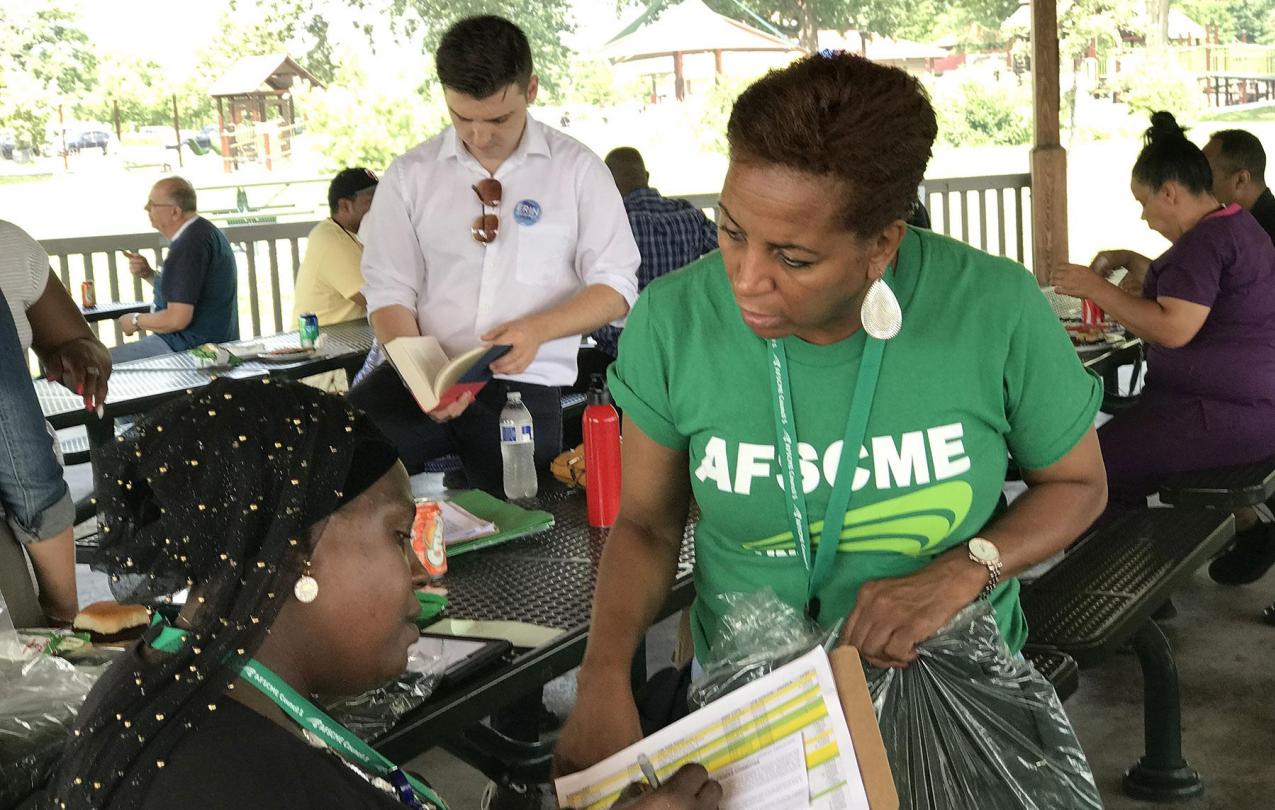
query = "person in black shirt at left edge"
(1204, 128, 1275, 244)
(33, 378, 721, 810)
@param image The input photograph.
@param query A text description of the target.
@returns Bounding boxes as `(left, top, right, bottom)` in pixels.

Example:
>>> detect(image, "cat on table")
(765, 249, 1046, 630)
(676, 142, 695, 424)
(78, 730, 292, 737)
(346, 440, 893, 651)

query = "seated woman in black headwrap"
(43, 378, 718, 810)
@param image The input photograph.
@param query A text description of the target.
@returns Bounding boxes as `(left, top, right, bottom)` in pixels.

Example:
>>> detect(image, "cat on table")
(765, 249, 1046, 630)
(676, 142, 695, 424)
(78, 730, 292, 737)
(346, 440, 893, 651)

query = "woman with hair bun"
(1053, 111, 1275, 583)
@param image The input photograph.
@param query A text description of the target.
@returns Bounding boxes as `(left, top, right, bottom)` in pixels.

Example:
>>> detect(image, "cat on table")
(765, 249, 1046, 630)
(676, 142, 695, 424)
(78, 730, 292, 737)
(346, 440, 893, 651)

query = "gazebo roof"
(209, 54, 322, 98)
(604, 0, 797, 62)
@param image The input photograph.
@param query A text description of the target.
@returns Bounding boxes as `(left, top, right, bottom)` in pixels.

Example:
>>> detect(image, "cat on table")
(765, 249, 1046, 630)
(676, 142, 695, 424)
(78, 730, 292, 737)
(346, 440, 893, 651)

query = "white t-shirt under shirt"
(0, 220, 51, 352)
(359, 114, 640, 387)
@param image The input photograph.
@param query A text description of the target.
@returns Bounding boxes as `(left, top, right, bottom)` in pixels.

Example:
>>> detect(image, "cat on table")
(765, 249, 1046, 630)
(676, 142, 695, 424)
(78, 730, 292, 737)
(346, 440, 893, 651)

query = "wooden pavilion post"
(171, 95, 184, 168)
(1030, 0, 1067, 284)
(217, 97, 232, 173)
(673, 51, 686, 101)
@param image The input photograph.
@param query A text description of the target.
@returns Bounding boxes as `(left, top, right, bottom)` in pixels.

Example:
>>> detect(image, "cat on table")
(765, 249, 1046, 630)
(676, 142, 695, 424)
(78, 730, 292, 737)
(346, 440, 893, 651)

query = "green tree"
(623, 0, 1012, 52)
(181, 0, 339, 129)
(299, 61, 449, 171)
(199, 0, 338, 86)
(0, 56, 54, 150)
(74, 55, 172, 129)
(697, 73, 754, 154)
(1, 4, 96, 97)
(0, 3, 96, 149)
(1118, 51, 1201, 120)
(931, 77, 1032, 146)
(563, 59, 623, 107)
(1180, 0, 1275, 42)
(350, 0, 576, 95)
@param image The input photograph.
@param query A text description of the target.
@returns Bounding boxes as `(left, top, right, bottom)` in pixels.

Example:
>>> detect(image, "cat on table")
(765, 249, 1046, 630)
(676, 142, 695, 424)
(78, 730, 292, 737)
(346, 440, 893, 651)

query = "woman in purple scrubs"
(1053, 111, 1275, 585)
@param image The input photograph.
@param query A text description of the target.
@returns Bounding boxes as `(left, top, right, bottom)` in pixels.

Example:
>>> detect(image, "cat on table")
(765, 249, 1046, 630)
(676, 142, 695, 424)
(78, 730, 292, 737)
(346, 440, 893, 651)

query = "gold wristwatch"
(967, 537, 1003, 599)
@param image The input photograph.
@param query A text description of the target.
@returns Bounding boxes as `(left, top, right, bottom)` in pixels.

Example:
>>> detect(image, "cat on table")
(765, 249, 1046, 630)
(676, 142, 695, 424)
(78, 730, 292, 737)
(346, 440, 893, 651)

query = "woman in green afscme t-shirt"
(554, 53, 1106, 777)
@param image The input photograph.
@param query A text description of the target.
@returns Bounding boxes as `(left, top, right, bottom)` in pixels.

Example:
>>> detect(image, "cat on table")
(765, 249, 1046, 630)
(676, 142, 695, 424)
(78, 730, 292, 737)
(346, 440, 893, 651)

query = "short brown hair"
(726, 52, 937, 237)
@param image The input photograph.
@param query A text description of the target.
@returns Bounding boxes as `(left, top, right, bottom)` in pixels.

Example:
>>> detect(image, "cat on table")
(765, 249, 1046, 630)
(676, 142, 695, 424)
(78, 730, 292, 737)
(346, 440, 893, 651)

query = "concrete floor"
(65, 459, 1275, 809)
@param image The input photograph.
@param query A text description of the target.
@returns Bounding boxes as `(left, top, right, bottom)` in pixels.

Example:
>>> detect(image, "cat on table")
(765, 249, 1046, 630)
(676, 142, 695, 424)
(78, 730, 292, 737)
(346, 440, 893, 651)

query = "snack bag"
(411, 501, 447, 581)
(191, 343, 242, 369)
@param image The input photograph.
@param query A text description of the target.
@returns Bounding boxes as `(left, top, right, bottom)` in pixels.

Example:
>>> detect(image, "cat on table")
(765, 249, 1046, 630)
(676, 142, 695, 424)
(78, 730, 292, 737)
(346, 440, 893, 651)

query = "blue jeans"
(110, 334, 173, 363)
(0, 289, 73, 545)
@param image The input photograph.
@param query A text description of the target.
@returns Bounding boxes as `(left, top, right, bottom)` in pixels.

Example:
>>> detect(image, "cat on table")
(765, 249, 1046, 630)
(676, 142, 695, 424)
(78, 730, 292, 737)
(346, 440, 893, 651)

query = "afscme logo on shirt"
(694, 422, 971, 495)
(695, 423, 976, 557)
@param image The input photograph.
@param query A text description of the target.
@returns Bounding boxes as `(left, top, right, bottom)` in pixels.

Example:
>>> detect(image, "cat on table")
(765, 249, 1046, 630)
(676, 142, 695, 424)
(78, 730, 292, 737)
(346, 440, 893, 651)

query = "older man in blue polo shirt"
(113, 177, 239, 361)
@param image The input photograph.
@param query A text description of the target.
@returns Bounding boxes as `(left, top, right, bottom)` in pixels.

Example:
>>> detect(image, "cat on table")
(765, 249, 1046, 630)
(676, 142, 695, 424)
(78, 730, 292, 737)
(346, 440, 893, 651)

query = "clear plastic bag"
(865, 601, 1100, 810)
(0, 593, 111, 808)
(687, 591, 1099, 810)
(323, 645, 447, 739)
(688, 589, 835, 710)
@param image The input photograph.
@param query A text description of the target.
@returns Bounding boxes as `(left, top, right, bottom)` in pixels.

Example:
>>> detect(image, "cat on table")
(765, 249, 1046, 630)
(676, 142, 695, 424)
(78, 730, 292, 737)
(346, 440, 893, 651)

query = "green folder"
(445, 489, 555, 556)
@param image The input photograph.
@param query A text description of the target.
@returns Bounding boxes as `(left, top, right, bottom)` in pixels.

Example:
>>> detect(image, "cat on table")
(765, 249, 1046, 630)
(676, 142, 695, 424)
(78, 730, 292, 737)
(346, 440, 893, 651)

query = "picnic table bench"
(1020, 507, 1235, 801)
(1159, 457, 1275, 510)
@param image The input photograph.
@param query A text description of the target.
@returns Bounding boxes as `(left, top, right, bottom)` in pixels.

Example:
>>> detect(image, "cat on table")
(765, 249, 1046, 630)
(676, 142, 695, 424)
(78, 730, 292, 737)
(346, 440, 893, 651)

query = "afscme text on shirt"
(694, 422, 972, 496)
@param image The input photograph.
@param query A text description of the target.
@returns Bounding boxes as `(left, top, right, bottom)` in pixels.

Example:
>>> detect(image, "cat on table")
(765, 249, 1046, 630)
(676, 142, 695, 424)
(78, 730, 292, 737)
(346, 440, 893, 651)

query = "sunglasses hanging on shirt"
(471, 178, 502, 244)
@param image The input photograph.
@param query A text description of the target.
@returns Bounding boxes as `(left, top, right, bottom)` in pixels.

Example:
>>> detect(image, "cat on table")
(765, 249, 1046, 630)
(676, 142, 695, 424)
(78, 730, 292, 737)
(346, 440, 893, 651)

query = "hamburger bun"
(72, 601, 151, 644)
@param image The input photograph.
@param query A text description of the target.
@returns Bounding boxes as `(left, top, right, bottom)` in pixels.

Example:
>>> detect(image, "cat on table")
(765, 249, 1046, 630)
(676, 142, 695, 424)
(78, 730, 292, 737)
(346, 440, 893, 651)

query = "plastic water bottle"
(500, 391, 538, 500)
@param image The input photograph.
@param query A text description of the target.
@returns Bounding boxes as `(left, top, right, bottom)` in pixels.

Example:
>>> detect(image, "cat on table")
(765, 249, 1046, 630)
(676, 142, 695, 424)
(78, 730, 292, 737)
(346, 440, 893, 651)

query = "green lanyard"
(149, 621, 447, 810)
(767, 269, 891, 618)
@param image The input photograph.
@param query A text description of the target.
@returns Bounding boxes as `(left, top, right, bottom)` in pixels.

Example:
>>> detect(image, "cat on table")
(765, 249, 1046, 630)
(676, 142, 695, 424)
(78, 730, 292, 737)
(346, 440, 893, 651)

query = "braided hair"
(47, 377, 397, 808)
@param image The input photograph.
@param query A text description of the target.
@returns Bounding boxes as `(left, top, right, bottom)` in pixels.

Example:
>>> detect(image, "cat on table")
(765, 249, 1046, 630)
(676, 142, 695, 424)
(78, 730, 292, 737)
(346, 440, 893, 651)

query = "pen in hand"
(636, 753, 660, 789)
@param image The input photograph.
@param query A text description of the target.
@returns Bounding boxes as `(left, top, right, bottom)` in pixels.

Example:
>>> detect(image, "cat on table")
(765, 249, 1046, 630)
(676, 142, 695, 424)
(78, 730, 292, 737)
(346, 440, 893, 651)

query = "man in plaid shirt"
(589, 147, 720, 362)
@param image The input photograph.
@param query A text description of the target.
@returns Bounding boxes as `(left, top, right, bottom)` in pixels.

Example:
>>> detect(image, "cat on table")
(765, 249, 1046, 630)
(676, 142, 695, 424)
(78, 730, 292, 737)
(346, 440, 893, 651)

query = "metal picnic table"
(1041, 286, 1143, 387)
(79, 301, 150, 324)
(36, 320, 374, 477)
(373, 482, 697, 770)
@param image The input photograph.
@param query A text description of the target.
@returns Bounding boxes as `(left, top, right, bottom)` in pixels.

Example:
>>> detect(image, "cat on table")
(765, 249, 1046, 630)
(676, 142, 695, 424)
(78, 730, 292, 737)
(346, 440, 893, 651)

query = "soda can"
(411, 500, 447, 582)
(298, 312, 320, 348)
(81, 280, 96, 309)
(1081, 299, 1104, 326)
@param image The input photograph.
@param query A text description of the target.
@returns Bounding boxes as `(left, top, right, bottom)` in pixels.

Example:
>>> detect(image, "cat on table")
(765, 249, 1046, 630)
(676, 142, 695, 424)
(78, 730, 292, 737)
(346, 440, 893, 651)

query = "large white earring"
(861, 277, 902, 340)
(294, 559, 319, 603)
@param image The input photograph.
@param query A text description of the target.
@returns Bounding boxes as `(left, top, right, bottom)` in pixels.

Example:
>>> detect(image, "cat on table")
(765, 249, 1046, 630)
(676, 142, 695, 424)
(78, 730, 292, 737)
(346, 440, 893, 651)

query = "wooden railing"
(40, 173, 1034, 351)
(682, 172, 1034, 269)
(921, 173, 1033, 268)
(41, 220, 315, 349)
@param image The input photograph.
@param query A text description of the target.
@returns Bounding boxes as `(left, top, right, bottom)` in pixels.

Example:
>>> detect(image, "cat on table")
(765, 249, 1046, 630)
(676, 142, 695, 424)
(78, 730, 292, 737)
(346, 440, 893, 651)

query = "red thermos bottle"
(583, 374, 622, 527)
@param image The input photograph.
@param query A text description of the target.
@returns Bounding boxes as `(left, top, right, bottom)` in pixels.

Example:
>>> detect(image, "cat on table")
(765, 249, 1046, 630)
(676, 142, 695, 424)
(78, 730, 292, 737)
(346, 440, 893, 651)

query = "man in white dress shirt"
(351, 15, 639, 492)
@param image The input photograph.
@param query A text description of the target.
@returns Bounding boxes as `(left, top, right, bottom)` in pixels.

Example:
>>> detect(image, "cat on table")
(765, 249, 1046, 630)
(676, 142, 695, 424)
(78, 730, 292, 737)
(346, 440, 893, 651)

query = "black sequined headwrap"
(47, 378, 398, 809)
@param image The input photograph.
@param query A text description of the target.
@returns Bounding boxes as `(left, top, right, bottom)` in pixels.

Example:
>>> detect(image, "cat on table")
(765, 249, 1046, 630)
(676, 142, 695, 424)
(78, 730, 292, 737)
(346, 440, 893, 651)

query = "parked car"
(73, 129, 111, 151)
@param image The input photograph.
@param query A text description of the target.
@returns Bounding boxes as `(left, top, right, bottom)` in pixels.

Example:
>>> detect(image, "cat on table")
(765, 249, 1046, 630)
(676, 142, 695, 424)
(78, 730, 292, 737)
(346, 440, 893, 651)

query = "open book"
(383, 337, 511, 414)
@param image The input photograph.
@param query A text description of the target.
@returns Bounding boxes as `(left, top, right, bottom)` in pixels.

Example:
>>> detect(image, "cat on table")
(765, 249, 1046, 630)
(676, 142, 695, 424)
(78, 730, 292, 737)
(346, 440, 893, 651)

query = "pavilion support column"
(171, 95, 184, 168)
(673, 51, 686, 101)
(1030, 0, 1068, 285)
(714, 49, 723, 82)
